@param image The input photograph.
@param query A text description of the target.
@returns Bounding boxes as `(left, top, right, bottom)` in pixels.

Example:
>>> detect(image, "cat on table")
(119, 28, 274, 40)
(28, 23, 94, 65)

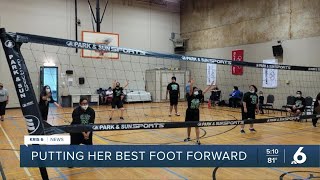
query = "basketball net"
(95, 42, 108, 58)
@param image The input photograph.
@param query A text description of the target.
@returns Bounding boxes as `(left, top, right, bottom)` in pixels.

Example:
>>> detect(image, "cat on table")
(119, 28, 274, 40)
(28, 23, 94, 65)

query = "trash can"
(61, 95, 71, 107)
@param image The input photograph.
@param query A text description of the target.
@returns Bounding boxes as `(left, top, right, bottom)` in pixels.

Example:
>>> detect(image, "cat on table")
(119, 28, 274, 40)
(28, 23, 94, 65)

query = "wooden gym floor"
(0, 102, 319, 180)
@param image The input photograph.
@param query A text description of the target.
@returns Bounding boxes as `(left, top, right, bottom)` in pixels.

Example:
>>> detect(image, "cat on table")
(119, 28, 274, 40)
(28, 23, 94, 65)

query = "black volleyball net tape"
(44, 114, 320, 135)
(1, 28, 320, 136)
(0, 28, 320, 179)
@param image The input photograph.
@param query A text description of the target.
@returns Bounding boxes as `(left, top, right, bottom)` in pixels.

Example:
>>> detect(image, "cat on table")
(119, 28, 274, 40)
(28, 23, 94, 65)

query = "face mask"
(46, 88, 51, 93)
(233, 89, 235, 91)
(296, 94, 301, 97)
(259, 94, 263, 96)
(194, 91, 199, 96)
(81, 105, 89, 110)
(249, 90, 255, 93)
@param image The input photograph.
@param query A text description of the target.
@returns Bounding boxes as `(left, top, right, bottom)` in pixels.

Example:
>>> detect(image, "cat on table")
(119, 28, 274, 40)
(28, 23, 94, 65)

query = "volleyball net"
(1, 28, 320, 137)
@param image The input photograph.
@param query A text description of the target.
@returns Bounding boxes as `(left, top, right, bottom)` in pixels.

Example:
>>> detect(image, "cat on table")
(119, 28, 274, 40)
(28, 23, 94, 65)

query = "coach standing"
(0, 83, 9, 121)
(166, 76, 180, 116)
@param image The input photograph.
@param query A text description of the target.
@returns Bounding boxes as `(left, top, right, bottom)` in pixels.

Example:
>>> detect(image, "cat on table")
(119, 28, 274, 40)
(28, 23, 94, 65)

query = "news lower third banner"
(20, 145, 320, 168)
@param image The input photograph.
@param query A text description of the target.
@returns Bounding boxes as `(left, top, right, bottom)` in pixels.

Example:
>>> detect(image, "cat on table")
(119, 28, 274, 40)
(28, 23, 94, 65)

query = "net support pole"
(0, 28, 49, 180)
(96, 0, 101, 32)
(75, 0, 78, 53)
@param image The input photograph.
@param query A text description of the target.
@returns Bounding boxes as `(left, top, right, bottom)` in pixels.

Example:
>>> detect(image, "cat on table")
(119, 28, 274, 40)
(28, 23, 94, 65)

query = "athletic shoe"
(109, 118, 112, 121)
(120, 117, 124, 120)
(249, 128, 256, 132)
(313, 123, 317, 127)
(184, 137, 190, 142)
(169, 114, 172, 117)
(196, 140, 201, 145)
(240, 129, 245, 134)
(175, 113, 180, 116)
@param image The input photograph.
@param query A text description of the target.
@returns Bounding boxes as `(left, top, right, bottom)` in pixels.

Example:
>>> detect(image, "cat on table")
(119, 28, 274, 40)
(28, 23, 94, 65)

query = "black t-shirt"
(113, 87, 123, 99)
(167, 82, 179, 97)
(71, 106, 95, 125)
(39, 92, 55, 109)
(187, 95, 201, 110)
(242, 92, 258, 108)
(259, 96, 264, 104)
(211, 90, 221, 100)
(314, 100, 319, 108)
(294, 97, 306, 109)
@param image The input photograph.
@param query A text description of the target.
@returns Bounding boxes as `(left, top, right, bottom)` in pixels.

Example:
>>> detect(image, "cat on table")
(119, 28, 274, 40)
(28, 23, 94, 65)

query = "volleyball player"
(0, 83, 9, 121)
(38, 85, 61, 122)
(109, 80, 129, 120)
(240, 85, 259, 134)
(312, 92, 320, 127)
(184, 79, 214, 145)
(70, 97, 95, 145)
(166, 76, 180, 116)
(258, 91, 264, 114)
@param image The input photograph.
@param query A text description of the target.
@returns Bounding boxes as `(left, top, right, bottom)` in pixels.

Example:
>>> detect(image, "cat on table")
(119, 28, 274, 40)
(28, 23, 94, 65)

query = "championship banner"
(263, 59, 278, 88)
(232, 50, 244, 75)
(20, 145, 320, 167)
(207, 63, 217, 85)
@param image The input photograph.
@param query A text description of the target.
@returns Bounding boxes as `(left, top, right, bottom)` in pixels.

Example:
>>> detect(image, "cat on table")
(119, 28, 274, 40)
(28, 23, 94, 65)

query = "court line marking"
(7, 108, 317, 179)
(50, 169, 96, 180)
(93, 133, 188, 180)
(9, 116, 65, 180)
(0, 159, 7, 180)
(0, 123, 33, 179)
(53, 167, 67, 180)
(235, 125, 310, 179)
(270, 167, 304, 179)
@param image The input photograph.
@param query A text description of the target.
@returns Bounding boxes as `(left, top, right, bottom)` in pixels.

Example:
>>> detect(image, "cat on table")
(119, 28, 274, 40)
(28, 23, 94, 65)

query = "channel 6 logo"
(291, 147, 307, 165)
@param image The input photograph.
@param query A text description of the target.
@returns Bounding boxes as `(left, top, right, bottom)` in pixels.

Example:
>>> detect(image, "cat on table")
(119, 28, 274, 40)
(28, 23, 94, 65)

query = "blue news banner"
(20, 145, 320, 167)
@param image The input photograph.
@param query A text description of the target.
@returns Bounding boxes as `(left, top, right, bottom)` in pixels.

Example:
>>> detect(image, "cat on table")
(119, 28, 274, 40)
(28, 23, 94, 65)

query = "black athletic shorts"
(170, 96, 178, 106)
(185, 108, 200, 122)
(242, 107, 256, 120)
(112, 98, 123, 109)
(70, 132, 93, 145)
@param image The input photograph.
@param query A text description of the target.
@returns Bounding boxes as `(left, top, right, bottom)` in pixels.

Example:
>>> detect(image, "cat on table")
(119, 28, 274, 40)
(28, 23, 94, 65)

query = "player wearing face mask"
(38, 85, 61, 122)
(286, 91, 306, 117)
(109, 80, 129, 120)
(240, 85, 259, 134)
(184, 79, 214, 145)
(70, 97, 95, 145)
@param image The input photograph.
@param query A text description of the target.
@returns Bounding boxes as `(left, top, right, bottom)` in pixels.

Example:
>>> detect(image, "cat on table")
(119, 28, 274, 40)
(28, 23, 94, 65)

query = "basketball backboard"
(81, 31, 119, 59)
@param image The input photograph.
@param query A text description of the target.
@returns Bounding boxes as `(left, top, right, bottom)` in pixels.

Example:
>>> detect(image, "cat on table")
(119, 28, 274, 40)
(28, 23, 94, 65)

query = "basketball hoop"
(95, 49, 106, 58)
(94, 38, 112, 58)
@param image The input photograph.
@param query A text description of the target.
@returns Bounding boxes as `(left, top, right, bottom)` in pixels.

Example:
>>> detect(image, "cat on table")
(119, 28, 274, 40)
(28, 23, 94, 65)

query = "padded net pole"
(0, 28, 49, 180)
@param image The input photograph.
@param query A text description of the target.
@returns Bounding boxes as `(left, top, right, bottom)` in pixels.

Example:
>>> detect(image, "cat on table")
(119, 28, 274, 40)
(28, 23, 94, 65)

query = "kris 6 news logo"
(291, 147, 307, 165)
